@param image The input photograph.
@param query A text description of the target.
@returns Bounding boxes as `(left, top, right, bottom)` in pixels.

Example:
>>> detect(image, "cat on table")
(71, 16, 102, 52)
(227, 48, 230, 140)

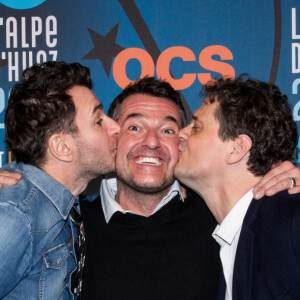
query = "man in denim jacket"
(0, 61, 119, 299)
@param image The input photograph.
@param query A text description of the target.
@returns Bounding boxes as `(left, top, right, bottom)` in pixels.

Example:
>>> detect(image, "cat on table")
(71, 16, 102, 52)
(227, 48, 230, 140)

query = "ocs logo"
(0, 0, 46, 9)
(113, 45, 235, 90)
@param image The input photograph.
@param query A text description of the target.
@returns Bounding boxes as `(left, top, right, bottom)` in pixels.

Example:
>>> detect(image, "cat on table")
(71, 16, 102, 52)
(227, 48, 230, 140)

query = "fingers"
(253, 161, 300, 199)
(255, 161, 294, 189)
(0, 172, 22, 187)
(287, 183, 300, 194)
(253, 177, 294, 199)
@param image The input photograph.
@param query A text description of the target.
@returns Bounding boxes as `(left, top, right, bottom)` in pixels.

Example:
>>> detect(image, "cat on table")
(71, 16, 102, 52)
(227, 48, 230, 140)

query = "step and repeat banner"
(0, 0, 300, 167)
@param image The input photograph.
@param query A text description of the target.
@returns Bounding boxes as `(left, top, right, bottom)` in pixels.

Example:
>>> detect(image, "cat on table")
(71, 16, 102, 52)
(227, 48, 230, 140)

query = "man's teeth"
(135, 157, 161, 166)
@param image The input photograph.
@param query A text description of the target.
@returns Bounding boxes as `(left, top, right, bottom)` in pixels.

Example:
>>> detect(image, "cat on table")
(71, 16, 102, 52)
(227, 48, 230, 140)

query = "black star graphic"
(83, 23, 124, 77)
(0, 58, 8, 68)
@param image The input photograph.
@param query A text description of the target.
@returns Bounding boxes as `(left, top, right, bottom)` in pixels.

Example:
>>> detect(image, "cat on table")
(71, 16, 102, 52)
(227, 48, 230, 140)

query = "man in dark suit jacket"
(233, 190, 300, 299)
(174, 75, 300, 299)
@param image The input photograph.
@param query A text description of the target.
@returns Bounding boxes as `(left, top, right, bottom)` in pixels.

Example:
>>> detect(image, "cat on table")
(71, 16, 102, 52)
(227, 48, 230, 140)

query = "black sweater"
(80, 192, 220, 300)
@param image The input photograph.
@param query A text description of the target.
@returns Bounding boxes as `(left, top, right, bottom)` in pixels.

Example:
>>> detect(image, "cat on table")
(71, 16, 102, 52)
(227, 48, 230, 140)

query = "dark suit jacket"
(232, 190, 300, 299)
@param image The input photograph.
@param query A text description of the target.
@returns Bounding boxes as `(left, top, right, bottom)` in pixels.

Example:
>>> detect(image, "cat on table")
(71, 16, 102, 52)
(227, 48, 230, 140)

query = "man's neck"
(43, 163, 88, 197)
(115, 180, 171, 217)
(195, 170, 261, 224)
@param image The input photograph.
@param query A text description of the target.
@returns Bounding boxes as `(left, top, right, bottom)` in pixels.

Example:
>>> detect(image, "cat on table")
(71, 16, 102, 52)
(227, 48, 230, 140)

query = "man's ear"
(47, 134, 74, 162)
(227, 134, 252, 164)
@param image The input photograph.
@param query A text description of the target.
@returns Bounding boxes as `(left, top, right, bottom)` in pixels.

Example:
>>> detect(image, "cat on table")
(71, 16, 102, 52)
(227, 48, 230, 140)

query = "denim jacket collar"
(13, 162, 77, 220)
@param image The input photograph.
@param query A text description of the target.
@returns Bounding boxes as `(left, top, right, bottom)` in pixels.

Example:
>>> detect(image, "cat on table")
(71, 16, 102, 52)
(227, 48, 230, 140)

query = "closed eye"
(192, 126, 200, 132)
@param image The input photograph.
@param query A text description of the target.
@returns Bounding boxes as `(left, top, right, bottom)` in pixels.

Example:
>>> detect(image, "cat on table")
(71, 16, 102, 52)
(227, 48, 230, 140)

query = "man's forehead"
(68, 86, 104, 120)
(122, 112, 179, 126)
(194, 101, 219, 124)
(119, 94, 181, 120)
(199, 100, 218, 112)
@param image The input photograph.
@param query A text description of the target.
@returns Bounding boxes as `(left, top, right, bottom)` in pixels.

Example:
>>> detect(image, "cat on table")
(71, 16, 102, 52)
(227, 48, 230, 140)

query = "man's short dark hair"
(5, 61, 92, 168)
(108, 76, 187, 128)
(203, 74, 298, 176)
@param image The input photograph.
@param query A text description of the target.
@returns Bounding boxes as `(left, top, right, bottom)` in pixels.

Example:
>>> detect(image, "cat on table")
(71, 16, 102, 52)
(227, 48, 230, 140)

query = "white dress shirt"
(100, 176, 184, 223)
(212, 189, 253, 300)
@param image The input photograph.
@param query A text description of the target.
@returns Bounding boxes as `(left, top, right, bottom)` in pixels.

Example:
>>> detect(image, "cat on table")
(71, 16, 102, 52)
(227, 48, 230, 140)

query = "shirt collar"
(12, 162, 77, 220)
(100, 176, 183, 223)
(212, 189, 253, 246)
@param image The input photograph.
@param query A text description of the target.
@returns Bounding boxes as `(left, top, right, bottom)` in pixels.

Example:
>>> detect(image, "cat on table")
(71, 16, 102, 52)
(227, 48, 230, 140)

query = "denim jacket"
(0, 162, 77, 300)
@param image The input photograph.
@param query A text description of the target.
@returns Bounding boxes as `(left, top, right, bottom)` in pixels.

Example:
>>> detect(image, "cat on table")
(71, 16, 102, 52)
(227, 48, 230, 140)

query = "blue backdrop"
(0, 0, 299, 166)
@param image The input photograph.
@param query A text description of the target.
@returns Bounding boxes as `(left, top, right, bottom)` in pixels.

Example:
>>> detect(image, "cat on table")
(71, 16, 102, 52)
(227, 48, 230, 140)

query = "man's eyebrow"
(93, 103, 103, 115)
(164, 115, 181, 127)
(123, 113, 144, 124)
(123, 113, 180, 127)
(192, 115, 203, 126)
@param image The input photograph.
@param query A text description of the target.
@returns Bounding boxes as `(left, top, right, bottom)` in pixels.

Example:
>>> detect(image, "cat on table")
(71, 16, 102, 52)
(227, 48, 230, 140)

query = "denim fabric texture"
(0, 162, 77, 300)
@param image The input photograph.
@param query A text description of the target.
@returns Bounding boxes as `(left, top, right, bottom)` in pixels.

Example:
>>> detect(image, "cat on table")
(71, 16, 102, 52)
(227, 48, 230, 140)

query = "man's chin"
(93, 162, 115, 178)
(129, 179, 173, 194)
(133, 185, 169, 194)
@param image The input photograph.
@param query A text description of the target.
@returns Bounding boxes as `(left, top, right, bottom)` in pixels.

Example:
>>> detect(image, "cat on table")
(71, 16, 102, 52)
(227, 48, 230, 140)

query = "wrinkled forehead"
(118, 94, 182, 126)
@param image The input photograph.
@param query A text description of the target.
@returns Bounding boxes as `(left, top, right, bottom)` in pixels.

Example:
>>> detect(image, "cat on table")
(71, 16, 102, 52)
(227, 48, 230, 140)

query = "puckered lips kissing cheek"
(108, 136, 118, 162)
(109, 135, 118, 152)
(177, 137, 187, 158)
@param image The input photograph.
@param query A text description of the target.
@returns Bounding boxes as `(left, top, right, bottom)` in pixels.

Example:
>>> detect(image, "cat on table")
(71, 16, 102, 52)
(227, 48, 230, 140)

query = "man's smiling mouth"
(135, 157, 162, 166)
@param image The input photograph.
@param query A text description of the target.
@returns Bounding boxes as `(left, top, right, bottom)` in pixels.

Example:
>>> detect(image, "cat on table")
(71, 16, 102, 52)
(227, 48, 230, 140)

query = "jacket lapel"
(232, 198, 263, 300)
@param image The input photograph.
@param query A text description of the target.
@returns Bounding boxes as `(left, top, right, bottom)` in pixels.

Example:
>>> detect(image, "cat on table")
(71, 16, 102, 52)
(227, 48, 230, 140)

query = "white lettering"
(49, 50, 58, 61)
(292, 8, 300, 39)
(8, 52, 19, 81)
(0, 152, 4, 167)
(22, 51, 33, 71)
(32, 17, 42, 48)
(21, 17, 29, 48)
(6, 17, 17, 48)
(293, 100, 300, 120)
(46, 16, 57, 47)
(36, 50, 47, 63)
(0, 88, 5, 130)
(292, 43, 300, 73)
(292, 78, 300, 94)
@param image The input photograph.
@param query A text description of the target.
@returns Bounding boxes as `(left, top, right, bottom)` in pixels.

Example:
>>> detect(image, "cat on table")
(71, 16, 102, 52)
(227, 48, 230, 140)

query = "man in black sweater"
(80, 77, 300, 299)
(80, 77, 220, 299)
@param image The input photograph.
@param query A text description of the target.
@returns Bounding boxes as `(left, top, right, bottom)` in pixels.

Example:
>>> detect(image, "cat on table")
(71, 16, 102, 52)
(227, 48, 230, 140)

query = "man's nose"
(142, 129, 160, 149)
(108, 118, 120, 137)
